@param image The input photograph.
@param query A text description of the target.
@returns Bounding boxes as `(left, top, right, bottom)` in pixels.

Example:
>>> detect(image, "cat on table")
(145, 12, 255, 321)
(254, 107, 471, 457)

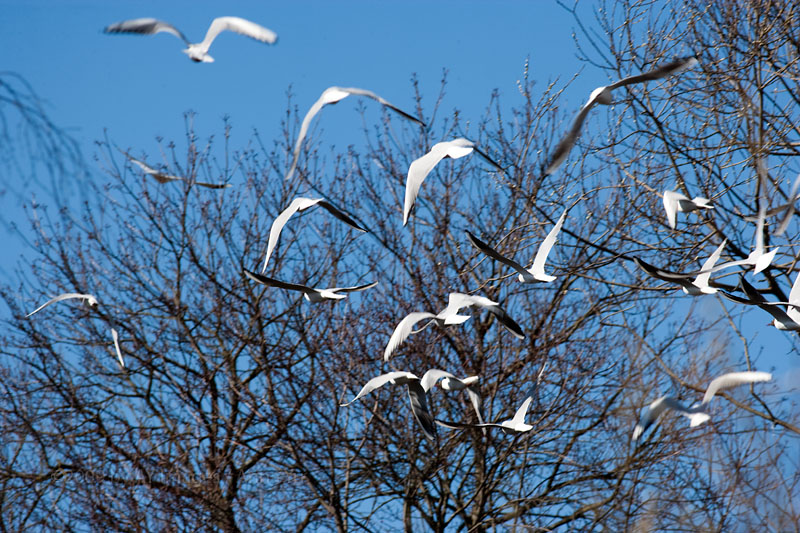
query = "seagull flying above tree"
(544, 56, 698, 176)
(27, 293, 99, 318)
(244, 269, 377, 303)
(383, 292, 524, 362)
(104, 16, 277, 63)
(403, 138, 503, 225)
(121, 150, 231, 189)
(285, 86, 425, 182)
(466, 208, 568, 283)
(261, 196, 367, 273)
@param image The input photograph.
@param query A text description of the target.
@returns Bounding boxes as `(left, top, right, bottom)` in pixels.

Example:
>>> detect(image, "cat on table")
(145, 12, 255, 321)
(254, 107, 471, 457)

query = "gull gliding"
(104, 16, 277, 63)
(244, 269, 377, 303)
(27, 293, 99, 318)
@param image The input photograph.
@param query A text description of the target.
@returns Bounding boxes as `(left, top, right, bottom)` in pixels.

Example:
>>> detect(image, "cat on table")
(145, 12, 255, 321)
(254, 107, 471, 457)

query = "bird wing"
(285, 93, 333, 182)
(262, 197, 322, 272)
(465, 230, 531, 278)
(383, 312, 438, 362)
(738, 276, 796, 325)
(692, 240, 727, 290)
(544, 99, 596, 176)
(787, 271, 800, 323)
(465, 387, 485, 426)
(662, 190, 683, 229)
(419, 369, 457, 393)
(632, 257, 698, 293)
(316, 200, 368, 232)
(529, 208, 568, 281)
(27, 293, 96, 317)
(407, 381, 436, 441)
(338, 87, 425, 126)
(326, 281, 379, 294)
(511, 395, 533, 426)
(111, 328, 125, 368)
(702, 371, 772, 405)
(340, 371, 417, 406)
(198, 17, 277, 53)
(632, 395, 681, 440)
(403, 143, 450, 225)
(470, 145, 504, 172)
(243, 269, 315, 295)
(435, 419, 507, 430)
(608, 56, 698, 89)
(481, 303, 526, 339)
(104, 18, 189, 44)
(122, 151, 183, 183)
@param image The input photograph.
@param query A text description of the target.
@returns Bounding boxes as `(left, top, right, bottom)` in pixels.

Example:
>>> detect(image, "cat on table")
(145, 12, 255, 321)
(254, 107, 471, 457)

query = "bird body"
(632, 396, 710, 441)
(104, 16, 277, 63)
(662, 190, 714, 229)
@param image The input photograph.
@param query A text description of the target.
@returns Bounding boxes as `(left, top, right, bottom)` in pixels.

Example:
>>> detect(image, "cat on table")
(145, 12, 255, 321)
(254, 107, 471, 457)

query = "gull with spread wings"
(403, 138, 503, 225)
(662, 190, 714, 229)
(121, 150, 231, 189)
(544, 56, 698, 176)
(27, 293, 98, 318)
(383, 292, 524, 362)
(261, 196, 367, 273)
(285, 86, 425, 182)
(466, 208, 568, 283)
(244, 269, 377, 303)
(104, 16, 277, 63)
(341, 369, 465, 441)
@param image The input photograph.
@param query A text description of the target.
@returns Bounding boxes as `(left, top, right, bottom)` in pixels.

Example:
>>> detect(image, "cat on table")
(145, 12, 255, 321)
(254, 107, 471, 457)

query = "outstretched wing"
(384, 312, 438, 362)
(338, 87, 425, 127)
(702, 371, 772, 405)
(403, 143, 450, 225)
(104, 18, 189, 44)
(262, 197, 322, 272)
(243, 269, 314, 295)
(199, 16, 277, 52)
(27, 293, 96, 318)
(465, 230, 531, 279)
(340, 371, 417, 406)
(608, 56, 699, 90)
(529, 208, 568, 281)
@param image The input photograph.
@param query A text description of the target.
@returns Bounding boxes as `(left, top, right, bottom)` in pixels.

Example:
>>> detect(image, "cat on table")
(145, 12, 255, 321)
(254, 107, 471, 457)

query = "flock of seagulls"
(25, 18, 779, 451)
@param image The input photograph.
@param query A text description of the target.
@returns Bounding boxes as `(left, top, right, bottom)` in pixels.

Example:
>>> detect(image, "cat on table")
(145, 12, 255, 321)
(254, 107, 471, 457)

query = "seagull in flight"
(244, 269, 377, 303)
(27, 293, 98, 318)
(285, 86, 425, 182)
(383, 292, 524, 362)
(466, 208, 568, 283)
(632, 396, 710, 441)
(633, 240, 731, 295)
(261, 197, 367, 273)
(104, 16, 277, 63)
(121, 150, 231, 189)
(544, 56, 698, 176)
(662, 190, 714, 229)
(403, 138, 502, 225)
(341, 369, 462, 441)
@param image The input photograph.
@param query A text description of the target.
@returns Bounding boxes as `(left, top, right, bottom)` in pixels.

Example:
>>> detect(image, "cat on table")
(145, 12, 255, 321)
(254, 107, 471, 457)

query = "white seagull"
(544, 56, 698, 176)
(341, 369, 459, 441)
(122, 150, 231, 189)
(27, 293, 99, 318)
(662, 190, 714, 229)
(436, 387, 537, 434)
(111, 328, 125, 368)
(244, 269, 377, 303)
(403, 138, 502, 225)
(103, 16, 277, 63)
(633, 240, 731, 295)
(261, 197, 367, 273)
(466, 208, 568, 283)
(632, 396, 710, 441)
(285, 86, 425, 182)
(383, 292, 524, 362)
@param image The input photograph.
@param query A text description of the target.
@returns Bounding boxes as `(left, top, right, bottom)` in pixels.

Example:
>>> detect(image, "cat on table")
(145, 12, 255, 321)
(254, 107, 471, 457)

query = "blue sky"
(2, 1, 797, 390)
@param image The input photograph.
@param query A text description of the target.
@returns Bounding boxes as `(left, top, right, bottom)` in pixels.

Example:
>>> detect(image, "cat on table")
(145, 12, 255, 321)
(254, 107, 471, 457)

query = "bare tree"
(1, 1, 799, 531)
